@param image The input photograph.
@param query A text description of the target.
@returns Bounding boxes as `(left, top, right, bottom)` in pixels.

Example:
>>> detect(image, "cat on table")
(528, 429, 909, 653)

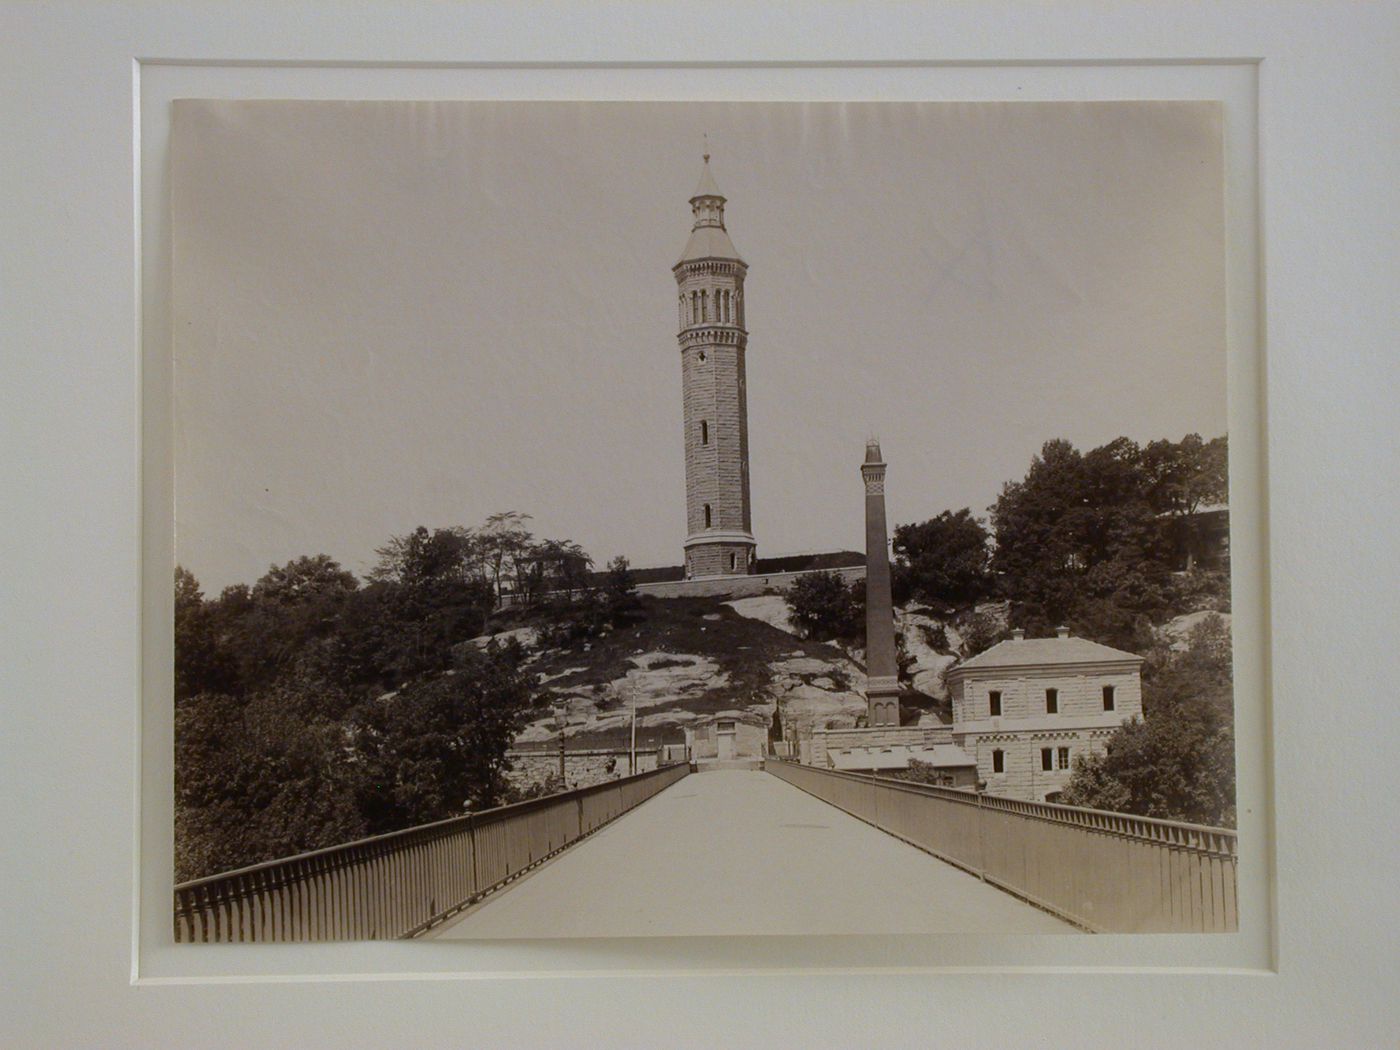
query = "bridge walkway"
(431, 768, 1074, 938)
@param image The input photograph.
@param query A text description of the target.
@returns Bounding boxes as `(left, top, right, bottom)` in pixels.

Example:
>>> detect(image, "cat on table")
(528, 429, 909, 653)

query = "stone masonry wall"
(957, 728, 1118, 803)
(636, 565, 865, 600)
(949, 663, 1142, 801)
(678, 260, 752, 575)
(505, 750, 661, 796)
(951, 668, 1143, 726)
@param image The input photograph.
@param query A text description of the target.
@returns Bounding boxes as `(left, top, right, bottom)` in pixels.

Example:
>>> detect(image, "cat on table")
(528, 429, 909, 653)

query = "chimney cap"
(1010, 627, 1026, 641)
(1056, 625, 1070, 638)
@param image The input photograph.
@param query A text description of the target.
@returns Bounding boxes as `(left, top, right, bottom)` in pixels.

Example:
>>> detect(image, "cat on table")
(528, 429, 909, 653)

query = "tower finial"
(703, 132, 710, 165)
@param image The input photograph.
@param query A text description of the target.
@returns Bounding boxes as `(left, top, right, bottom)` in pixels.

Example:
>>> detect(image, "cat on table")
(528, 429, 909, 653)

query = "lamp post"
(629, 686, 637, 776)
(553, 704, 567, 784)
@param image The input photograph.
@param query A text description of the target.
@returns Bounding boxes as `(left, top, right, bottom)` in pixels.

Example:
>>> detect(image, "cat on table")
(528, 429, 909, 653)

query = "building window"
(988, 690, 1001, 717)
(992, 749, 1004, 774)
(1045, 688, 1058, 714)
(704, 504, 712, 528)
(1057, 746, 1070, 770)
(1041, 748, 1053, 771)
(700, 419, 708, 445)
(1103, 685, 1115, 711)
(729, 552, 737, 572)
(701, 289, 708, 321)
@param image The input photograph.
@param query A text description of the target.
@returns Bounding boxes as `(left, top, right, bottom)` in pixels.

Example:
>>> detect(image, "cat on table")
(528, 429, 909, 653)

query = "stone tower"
(673, 154, 755, 578)
(862, 439, 901, 727)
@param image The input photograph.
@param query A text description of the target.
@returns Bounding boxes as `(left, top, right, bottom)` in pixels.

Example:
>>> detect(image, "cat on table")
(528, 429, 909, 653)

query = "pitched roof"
(677, 223, 742, 264)
(953, 635, 1143, 672)
(692, 155, 723, 199)
(827, 743, 976, 772)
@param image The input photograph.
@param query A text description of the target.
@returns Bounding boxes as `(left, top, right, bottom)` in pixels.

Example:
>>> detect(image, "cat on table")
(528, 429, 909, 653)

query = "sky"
(172, 99, 1225, 593)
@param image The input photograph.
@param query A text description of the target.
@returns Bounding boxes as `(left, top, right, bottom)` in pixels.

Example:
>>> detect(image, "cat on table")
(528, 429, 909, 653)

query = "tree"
(989, 435, 1199, 645)
(892, 508, 993, 605)
(350, 526, 498, 688)
(370, 526, 472, 587)
(350, 644, 538, 831)
(1142, 433, 1229, 521)
(518, 538, 593, 605)
(957, 610, 1005, 658)
(478, 511, 534, 602)
(196, 555, 361, 696)
(1142, 434, 1230, 574)
(1060, 615, 1235, 826)
(251, 554, 358, 606)
(174, 567, 228, 701)
(604, 555, 643, 627)
(785, 570, 864, 644)
(174, 682, 366, 882)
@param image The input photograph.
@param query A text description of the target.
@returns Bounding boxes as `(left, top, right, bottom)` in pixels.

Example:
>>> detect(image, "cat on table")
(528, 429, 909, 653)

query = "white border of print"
(4, 3, 1398, 1047)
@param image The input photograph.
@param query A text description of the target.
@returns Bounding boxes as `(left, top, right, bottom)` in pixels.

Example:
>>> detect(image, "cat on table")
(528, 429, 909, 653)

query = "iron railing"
(766, 759, 1237, 933)
(174, 762, 690, 942)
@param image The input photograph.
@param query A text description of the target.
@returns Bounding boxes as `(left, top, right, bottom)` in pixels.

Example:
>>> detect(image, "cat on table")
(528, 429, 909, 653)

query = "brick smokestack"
(861, 439, 900, 727)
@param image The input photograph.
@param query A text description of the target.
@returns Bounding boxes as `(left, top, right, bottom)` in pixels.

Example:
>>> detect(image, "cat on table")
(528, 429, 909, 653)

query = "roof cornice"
(946, 657, 1143, 681)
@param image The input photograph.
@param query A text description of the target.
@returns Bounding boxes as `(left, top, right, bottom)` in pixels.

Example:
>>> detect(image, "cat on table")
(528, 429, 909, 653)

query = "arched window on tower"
(704, 504, 712, 528)
(701, 290, 708, 322)
(691, 290, 698, 324)
(700, 419, 708, 445)
(724, 289, 732, 322)
(679, 294, 685, 327)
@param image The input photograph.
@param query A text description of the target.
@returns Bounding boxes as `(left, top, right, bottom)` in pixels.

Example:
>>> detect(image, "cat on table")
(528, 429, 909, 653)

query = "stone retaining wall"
(506, 750, 661, 795)
(636, 564, 865, 601)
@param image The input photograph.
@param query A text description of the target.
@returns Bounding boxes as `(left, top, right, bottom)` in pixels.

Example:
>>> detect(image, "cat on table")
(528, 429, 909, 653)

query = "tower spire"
(690, 152, 725, 222)
(672, 152, 754, 579)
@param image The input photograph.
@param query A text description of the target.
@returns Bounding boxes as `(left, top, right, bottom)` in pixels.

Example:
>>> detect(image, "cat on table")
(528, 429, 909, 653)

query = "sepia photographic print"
(170, 99, 1236, 942)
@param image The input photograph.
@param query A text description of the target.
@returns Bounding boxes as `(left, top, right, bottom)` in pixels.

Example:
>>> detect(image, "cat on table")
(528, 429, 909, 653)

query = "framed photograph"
(5, 3, 1397, 1047)
(166, 93, 1241, 947)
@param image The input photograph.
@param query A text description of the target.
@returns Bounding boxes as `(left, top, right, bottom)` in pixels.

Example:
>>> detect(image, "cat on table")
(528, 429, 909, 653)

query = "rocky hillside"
(476, 595, 869, 750)
(477, 591, 995, 758)
(485, 589, 1229, 796)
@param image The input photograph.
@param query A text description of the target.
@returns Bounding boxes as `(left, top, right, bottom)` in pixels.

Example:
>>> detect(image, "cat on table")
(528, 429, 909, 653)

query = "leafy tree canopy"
(892, 508, 993, 606)
(1060, 614, 1235, 827)
(784, 570, 864, 644)
(174, 511, 578, 878)
(350, 645, 538, 831)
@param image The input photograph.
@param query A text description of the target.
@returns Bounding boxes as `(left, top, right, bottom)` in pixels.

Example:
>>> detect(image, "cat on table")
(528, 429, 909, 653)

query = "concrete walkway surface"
(432, 769, 1074, 938)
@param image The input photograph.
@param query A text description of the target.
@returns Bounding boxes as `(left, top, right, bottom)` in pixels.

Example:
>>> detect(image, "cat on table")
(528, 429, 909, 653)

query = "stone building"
(685, 715, 767, 768)
(946, 627, 1144, 802)
(674, 155, 756, 579)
